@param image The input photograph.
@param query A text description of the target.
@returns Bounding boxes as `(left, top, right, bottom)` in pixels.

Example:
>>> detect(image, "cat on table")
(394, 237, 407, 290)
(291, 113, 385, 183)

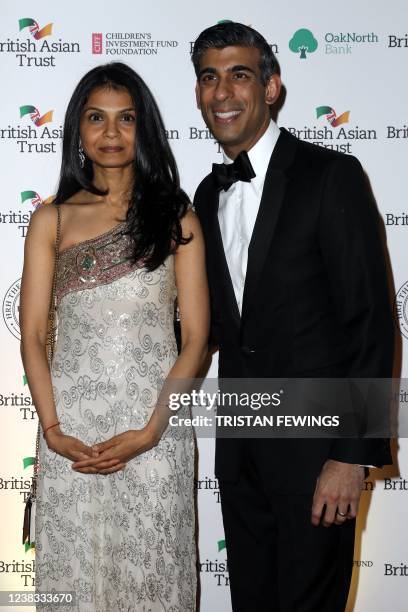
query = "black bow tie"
(212, 150, 256, 192)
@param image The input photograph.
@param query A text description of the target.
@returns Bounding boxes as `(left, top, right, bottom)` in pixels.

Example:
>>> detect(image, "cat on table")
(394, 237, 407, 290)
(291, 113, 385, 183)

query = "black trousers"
(219, 448, 355, 612)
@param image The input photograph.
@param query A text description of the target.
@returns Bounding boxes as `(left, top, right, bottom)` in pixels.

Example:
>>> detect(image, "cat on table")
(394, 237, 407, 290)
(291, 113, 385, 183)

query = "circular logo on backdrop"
(2, 278, 21, 340)
(395, 281, 408, 340)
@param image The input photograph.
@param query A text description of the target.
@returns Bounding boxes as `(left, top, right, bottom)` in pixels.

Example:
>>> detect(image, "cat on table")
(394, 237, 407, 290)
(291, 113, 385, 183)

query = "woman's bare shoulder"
(24, 203, 59, 249)
(30, 202, 58, 229)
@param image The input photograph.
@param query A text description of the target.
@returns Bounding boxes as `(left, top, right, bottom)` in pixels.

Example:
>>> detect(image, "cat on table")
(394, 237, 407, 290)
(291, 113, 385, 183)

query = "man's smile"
(212, 109, 243, 124)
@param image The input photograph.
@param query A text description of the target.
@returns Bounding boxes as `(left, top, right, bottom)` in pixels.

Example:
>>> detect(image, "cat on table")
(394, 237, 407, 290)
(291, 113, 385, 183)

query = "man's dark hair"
(191, 22, 277, 85)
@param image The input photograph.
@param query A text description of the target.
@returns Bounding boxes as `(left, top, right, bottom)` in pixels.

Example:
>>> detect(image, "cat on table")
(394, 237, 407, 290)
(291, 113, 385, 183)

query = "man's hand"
(311, 459, 365, 527)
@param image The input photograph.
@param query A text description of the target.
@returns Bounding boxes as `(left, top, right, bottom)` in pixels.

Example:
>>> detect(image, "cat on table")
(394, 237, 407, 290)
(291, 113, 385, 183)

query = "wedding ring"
(336, 510, 347, 517)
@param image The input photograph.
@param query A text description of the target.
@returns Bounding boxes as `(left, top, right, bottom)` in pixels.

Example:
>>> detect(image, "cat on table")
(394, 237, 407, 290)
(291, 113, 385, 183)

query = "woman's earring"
(78, 143, 85, 168)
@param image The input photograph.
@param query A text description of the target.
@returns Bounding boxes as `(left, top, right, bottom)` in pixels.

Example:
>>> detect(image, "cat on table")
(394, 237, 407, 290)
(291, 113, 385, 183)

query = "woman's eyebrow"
(83, 106, 136, 112)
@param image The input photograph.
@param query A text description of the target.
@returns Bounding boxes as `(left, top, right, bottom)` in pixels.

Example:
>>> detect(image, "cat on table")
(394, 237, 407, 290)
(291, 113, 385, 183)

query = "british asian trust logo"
(0, 104, 62, 153)
(20, 105, 53, 127)
(388, 33, 408, 49)
(316, 106, 350, 128)
(198, 539, 229, 587)
(21, 190, 43, 208)
(0, 190, 52, 239)
(0, 18, 80, 67)
(19, 18, 52, 40)
(287, 105, 377, 154)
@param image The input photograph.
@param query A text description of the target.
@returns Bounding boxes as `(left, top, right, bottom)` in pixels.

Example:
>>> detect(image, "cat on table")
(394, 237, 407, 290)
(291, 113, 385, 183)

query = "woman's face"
(79, 85, 136, 169)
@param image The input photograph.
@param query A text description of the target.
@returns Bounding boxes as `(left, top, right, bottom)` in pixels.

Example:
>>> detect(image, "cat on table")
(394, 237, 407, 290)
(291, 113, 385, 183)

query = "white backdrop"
(0, 1, 407, 610)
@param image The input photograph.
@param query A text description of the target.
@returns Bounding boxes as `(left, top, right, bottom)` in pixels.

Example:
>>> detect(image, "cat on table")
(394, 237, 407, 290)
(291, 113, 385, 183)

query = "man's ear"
(265, 74, 281, 106)
(195, 81, 201, 109)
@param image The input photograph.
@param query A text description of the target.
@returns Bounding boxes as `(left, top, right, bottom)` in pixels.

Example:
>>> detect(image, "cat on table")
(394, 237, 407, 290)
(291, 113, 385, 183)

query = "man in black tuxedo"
(192, 22, 394, 612)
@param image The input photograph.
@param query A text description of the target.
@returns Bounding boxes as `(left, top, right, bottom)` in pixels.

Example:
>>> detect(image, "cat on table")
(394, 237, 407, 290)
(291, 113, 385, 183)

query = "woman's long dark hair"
(54, 62, 190, 270)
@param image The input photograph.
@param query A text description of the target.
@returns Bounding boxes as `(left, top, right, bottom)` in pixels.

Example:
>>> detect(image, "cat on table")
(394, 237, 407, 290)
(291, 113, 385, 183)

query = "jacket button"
(241, 346, 256, 355)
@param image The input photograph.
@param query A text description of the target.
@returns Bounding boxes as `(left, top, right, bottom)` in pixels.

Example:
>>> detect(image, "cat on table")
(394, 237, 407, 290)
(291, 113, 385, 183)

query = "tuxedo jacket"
(194, 128, 394, 492)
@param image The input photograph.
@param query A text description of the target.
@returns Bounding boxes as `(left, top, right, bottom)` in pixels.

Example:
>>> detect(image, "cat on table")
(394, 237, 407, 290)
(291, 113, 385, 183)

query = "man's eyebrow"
(230, 64, 256, 74)
(198, 67, 216, 79)
(198, 64, 256, 79)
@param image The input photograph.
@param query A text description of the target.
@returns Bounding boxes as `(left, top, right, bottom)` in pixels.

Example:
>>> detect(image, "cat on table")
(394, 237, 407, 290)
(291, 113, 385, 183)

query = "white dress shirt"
(218, 120, 281, 314)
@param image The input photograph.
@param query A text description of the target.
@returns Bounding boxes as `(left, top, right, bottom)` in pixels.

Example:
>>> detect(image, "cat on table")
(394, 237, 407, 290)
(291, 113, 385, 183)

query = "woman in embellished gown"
(20, 62, 209, 611)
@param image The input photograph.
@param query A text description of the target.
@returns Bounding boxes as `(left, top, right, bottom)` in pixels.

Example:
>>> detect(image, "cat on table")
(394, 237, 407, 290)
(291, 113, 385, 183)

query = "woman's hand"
(71, 427, 160, 474)
(45, 427, 99, 460)
(44, 428, 122, 475)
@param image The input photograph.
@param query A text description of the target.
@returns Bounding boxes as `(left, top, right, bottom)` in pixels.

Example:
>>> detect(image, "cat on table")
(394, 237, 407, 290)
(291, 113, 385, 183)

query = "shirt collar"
(222, 120, 280, 178)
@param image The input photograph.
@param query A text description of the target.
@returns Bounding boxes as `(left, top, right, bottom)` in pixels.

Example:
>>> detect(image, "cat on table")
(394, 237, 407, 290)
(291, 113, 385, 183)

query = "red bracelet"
(43, 421, 60, 438)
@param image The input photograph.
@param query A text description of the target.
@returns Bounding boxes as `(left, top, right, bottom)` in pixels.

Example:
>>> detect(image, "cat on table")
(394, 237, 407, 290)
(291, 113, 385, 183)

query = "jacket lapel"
(241, 128, 297, 321)
(206, 184, 241, 329)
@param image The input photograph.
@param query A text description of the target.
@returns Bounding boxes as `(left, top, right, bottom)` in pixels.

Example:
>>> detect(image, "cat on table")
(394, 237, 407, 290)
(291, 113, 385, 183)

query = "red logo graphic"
(92, 33, 103, 54)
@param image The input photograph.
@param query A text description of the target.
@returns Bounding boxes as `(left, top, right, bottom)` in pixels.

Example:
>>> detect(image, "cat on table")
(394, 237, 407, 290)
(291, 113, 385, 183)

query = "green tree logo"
(289, 29, 318, 58)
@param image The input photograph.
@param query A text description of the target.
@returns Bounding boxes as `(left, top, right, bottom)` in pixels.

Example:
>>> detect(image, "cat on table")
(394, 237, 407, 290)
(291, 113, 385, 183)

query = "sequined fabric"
(35, 224, 196, 611)
(55, 223, 136, 305)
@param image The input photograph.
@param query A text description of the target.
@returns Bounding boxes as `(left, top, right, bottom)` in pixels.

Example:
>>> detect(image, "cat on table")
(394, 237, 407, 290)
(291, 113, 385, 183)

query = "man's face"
(195, 46, 280, 157)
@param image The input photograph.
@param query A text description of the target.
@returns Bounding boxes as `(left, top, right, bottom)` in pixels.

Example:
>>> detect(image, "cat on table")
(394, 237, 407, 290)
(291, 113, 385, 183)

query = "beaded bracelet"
(42, 421, 60, 438)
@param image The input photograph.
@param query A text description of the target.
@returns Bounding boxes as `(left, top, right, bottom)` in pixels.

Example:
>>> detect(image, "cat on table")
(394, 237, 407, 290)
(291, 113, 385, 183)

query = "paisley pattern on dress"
(35, 223, 196, 612)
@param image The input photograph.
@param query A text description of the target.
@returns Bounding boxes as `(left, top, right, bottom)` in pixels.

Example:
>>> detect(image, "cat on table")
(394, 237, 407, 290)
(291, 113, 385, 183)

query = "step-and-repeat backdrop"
(0, 1, 407, 610)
